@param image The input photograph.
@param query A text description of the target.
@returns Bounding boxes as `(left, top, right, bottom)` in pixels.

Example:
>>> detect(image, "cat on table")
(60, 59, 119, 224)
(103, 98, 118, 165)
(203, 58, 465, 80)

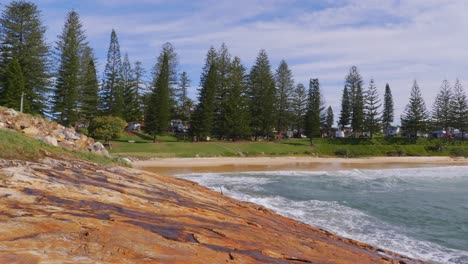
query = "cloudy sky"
(24, 0, 468, 123)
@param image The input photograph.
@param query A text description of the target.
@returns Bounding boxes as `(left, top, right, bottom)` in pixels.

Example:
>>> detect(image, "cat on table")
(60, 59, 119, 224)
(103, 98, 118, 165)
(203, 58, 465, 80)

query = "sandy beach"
(133, 156, 468, 175)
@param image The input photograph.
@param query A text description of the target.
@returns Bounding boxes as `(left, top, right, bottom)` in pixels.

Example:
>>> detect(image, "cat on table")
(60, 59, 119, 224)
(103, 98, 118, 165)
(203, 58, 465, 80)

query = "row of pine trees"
(1, 1, 468, 141)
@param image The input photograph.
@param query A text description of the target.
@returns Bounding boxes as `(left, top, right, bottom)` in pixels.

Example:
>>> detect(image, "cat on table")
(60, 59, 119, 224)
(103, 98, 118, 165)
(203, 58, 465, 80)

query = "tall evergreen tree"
(191, 63, 218, 139)
(100, 29, 124, 117)
(79, 46, 99, 122)
(450, 79, 468, 138)
(145, 51, 170, 141)
(431, 79, 452, 131)
(153, 42, 178, 117)
(291, 83, 307, 133)
(200, 46, 217, 86)
(344, 66, 364, 135)
(0, 1, 49, 114)
(53, 10, 87, 126)
(122, 53, 140, 122)
(248, 49, 276, 139)
(325, 106, 334, 136)
(0, 59, 24, 110)
(275, 59, 294, 134)
(364, 79, 381, 138)
(223, 57, 250, 139)
(401, 80, 429, 138)
(177, 71, 191, 122)
(382, 83, 394, 133)
(304, 78, 324, 140)
(214, 43, 232, 138)
(134, 60, 146, 120)
(339, 86, 351, 129)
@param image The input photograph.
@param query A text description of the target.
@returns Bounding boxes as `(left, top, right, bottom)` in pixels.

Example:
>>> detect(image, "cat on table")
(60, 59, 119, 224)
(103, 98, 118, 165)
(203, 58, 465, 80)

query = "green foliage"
(53, 10, 87, 126)
(1, 59, 25, 111)
(401, 80, 429, 137)
(339, 86, 351, 128)
(345, 66, 364, 134)
(248, 49, 276, 138)
(176, 71, 191, 122)
(325, 106, 334, 134)
(122, 53, 140, 122)
(223, 57, 251, 139)
(450, 79, 468, 136)
(275, 59, 294, 133)
(305, 78, 323, 139)
(191, 63, 218, 138)
(79, 47, 99, 122)
(88, 116, 126, 141)
(431, 79, 452, 131)
(0, 1, 50, 114)
(214, 43, 232, 138)
(291, 83, 307, 132)
(382, 83, 394, 132)
(100, 29, 124, 118)
(364, 78, 381, 138)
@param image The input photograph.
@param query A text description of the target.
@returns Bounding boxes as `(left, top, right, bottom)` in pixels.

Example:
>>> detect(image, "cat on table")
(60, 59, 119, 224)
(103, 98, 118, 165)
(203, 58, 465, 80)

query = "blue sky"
(22, 0, 468, 122)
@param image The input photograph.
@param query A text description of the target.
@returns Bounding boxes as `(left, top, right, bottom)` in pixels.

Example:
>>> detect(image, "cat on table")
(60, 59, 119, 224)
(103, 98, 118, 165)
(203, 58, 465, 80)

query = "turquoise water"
(177, 166, 468, 264)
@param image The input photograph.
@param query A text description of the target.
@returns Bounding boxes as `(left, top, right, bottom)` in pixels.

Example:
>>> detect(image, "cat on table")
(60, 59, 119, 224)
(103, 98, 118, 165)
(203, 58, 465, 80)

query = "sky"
(10, 0, 468, 124)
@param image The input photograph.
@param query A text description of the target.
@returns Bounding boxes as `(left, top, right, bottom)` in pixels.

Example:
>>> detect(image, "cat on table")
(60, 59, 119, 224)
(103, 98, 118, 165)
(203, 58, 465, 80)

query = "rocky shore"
(0, 157, 422, 263)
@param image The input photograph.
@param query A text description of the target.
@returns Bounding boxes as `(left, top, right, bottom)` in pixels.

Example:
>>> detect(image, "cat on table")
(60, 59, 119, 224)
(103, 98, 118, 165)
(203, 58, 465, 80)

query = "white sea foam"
(177, 166, 468, 264)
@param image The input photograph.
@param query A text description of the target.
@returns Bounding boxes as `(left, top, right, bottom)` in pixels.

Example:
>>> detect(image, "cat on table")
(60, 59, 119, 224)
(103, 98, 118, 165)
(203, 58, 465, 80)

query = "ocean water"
(176, 166, 468, 264)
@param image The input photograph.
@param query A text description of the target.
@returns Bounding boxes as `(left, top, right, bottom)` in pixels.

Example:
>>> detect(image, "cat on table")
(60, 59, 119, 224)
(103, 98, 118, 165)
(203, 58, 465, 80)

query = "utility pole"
(20, 92, 24, 112)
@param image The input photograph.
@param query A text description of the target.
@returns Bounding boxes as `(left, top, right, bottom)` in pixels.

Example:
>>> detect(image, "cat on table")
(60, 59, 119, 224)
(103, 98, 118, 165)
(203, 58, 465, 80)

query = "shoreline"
(133, 156, 468, 175)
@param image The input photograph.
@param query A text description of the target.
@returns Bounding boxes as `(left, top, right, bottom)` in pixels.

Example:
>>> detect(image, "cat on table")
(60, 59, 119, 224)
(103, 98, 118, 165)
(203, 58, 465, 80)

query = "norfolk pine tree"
(450, 79, 468, 138)
(215, 43, 232, 138)
(53, 11, 87, 126)
(275, 59, 294, 134)
(223, 57, 250, 140)
(431, 79, 452, 131)
(325, 106, 334, 136)
(1, 59, 25, 110)
(339, 86, 351, 129)
(401, 81, 429, 138)
(344, 66, 364, 135)
(291, 83, 307, 133)
(177, 71, 191, 122)
(248, 50, 276, 139)
(0, 1, 50, 114)
(145, 51, 171, 142)
(100, 29, 124, 118)
(191, 64, 218, 139)
(79, 46, 99, 122)
(305, 78, 324, 142)
(122, 53, 140, 122)
(382, 83, 394, 133)
(364, 79, 381, 138)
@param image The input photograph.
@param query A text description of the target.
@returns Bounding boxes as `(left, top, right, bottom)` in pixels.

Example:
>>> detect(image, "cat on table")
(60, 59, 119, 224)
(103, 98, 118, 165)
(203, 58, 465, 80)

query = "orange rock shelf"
(0, 158, 422, 263)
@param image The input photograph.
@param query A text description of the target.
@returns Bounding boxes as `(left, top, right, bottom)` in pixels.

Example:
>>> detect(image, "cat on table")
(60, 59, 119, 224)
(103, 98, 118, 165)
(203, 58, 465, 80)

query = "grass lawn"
(0, 129, 125, 166)
(110, 132, 468, 158)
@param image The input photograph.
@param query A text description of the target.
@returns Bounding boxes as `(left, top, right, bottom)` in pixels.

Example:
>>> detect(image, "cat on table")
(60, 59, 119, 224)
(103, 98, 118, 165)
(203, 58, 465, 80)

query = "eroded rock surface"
(0, 158, 422, 263)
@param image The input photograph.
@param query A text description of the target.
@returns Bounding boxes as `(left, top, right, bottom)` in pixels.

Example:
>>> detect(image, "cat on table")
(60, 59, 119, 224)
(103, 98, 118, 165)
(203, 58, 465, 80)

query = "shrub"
(88, 116, 126, 142)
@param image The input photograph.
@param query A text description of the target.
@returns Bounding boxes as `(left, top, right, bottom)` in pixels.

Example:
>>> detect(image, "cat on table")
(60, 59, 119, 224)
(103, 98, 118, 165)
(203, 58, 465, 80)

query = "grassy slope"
(0, 129, 124, 165)
(110, 132, 468, 158)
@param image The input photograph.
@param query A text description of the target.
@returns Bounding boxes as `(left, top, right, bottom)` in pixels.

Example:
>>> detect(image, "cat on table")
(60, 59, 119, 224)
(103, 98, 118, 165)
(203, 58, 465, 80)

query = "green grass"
(0, 129, 126, 165)
(109, 133, 468, 158)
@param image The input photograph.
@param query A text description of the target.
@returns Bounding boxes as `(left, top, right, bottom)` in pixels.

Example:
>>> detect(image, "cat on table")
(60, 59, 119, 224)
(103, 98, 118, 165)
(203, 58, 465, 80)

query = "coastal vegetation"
(1, 1, 468, 147)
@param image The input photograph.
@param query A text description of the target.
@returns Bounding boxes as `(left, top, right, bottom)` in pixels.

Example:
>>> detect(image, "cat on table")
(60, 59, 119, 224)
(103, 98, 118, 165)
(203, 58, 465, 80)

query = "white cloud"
(33, 0, 468, 123)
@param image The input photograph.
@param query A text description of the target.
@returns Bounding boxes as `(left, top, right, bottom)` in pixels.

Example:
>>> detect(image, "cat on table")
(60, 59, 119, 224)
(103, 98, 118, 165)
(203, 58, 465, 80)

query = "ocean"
(176, 166, 468, 264)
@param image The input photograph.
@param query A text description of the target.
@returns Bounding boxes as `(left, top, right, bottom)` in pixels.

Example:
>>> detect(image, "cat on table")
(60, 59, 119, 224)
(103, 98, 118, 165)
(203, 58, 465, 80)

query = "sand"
(133, 156, 468, 175)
